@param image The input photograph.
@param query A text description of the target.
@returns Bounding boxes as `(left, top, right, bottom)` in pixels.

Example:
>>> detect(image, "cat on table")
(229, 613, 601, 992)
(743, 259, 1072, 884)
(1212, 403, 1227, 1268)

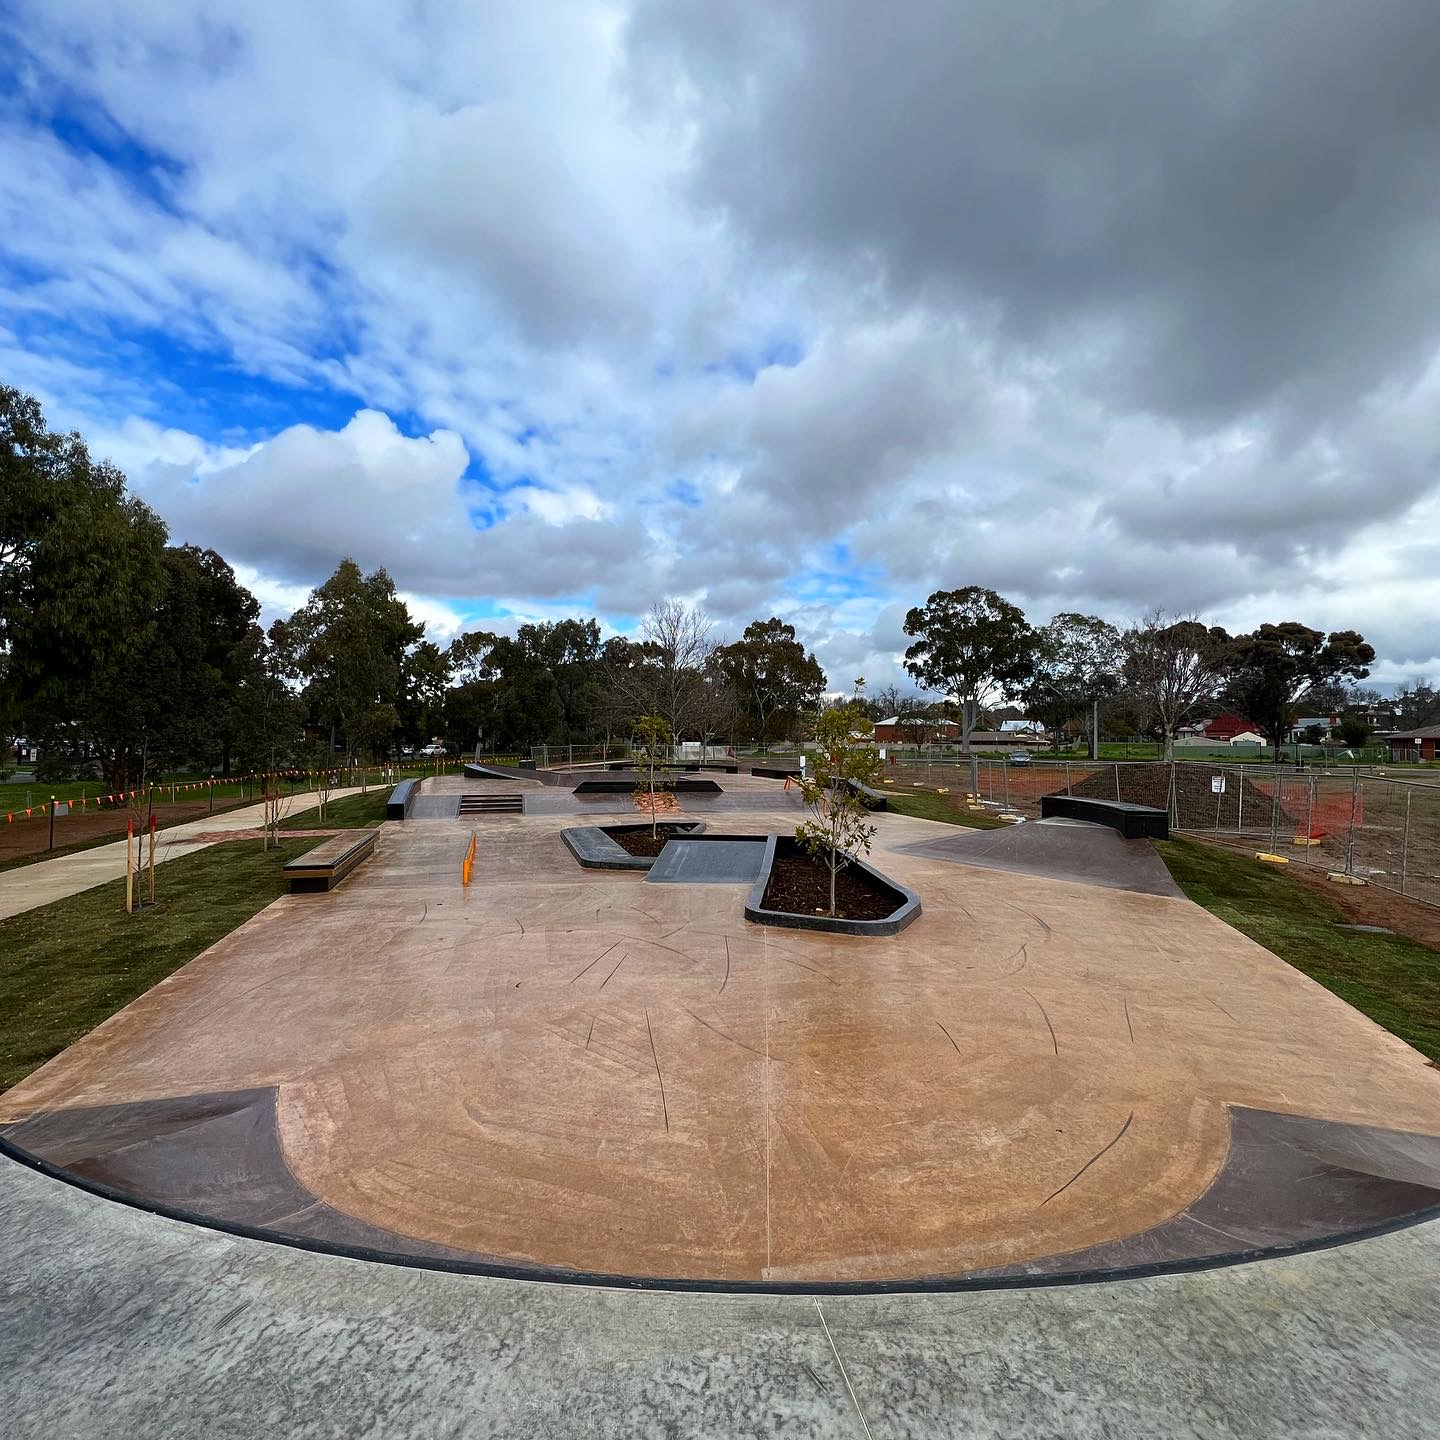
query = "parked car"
(419, 743, 447, 756)
(1007, 750, 1031, 766)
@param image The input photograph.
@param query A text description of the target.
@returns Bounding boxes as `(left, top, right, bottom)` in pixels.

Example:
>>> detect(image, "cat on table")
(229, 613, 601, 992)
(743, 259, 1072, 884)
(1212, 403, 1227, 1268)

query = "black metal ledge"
(572, 775, 723, 795)
(386, 777, 422, 820)
(1040, 795, 1169, 839)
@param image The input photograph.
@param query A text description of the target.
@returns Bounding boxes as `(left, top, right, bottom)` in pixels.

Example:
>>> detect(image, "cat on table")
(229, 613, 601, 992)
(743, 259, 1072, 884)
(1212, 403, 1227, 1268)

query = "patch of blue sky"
(790, 544, 887, 603)
(702, 333, 806, 384)
(45, 109, 184, 210)
(667, 477, 704, 508)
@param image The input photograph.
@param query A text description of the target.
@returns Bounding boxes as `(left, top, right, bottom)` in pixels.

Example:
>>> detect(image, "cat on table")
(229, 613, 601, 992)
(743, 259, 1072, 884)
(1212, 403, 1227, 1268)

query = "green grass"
(279, 788, 391, 829)
(0, 837, 317, 1092)
(885, 789, 1003, 829)
(1155, 836, 1440, 1063)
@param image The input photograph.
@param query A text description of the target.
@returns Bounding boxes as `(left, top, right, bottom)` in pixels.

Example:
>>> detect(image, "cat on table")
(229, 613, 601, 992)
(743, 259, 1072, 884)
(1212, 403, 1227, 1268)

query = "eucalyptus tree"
(1224, 623, 1375, 760)
(716, 617, 826, 745)
(1022, 612, 1123, 758)
(288, 559, 422, 767)
(902, 587, 1038, 754)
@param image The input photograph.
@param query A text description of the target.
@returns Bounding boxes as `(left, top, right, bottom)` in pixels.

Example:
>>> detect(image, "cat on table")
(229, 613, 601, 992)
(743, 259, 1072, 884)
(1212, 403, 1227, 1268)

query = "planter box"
(744, 835, 921, 936)
(572, 776, 723, 795)
(561, 821, 707, 870)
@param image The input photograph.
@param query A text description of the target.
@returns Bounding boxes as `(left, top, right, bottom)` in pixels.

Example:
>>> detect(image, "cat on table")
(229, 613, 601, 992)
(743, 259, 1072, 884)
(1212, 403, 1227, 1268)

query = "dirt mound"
(1067, 765, 1293, 831)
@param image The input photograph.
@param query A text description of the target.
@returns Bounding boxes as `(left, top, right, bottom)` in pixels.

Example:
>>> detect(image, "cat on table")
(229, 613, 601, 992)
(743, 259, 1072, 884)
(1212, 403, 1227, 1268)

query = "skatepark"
(5, 768, 1439, 1296)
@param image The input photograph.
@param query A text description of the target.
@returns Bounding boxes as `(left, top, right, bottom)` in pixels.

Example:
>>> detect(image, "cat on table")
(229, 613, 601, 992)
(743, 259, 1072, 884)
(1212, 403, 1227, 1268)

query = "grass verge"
(0, 837, 316, 1093)
(1155, 836, 1440, 1063)
(278, 789, 391, 829)
(885, 789, 1003, 829)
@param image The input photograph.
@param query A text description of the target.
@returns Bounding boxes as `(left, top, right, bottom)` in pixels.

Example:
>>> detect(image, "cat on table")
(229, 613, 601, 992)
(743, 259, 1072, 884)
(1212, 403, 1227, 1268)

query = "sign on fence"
(1211, 775, 1226, 794)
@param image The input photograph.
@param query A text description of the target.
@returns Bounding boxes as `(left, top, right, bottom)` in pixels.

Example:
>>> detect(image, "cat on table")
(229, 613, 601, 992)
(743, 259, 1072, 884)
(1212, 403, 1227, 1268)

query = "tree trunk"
(1162, 728, 1176, 763)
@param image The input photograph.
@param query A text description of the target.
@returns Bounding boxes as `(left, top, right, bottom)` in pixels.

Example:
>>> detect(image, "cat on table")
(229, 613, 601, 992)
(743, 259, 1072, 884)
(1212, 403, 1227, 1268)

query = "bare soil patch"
(603, 823, 692, 858)
(632, 791, 680, 816)
(1285, 863, 1440, 952)
(0, 797, 252, 867)
(1070, 765, 1292, 828)
(762, 854, 896, 921)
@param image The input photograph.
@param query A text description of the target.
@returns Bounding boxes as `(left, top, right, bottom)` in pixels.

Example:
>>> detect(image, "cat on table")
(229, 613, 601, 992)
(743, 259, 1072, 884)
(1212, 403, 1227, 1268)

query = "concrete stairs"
(459, 793, 525, 816)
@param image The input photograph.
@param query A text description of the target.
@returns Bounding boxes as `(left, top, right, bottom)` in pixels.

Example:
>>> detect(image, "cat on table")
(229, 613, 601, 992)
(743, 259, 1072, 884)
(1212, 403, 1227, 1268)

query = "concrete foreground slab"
(4, 1153, 1440, 1439)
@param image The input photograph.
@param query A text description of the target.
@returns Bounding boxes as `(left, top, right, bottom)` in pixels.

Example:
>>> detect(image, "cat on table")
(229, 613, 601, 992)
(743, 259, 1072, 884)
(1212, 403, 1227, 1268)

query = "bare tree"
(1121, 611, 1231, 761)
(604, 600, 719, 743)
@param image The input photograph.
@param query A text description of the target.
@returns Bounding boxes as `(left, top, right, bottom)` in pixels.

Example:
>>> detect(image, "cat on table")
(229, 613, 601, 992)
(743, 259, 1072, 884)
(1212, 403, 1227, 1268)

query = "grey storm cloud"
(630, 0, 1440, 427)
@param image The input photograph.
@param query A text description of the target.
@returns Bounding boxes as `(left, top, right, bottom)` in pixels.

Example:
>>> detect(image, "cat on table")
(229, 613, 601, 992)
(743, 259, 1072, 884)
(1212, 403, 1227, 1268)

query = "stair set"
(459, 792, 525, 816)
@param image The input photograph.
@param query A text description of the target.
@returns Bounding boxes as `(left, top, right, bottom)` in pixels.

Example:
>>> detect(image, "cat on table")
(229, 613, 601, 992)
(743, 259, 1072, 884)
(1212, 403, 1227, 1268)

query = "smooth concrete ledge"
(1040, 794, 1170, 839)
(743, 834, 921, 936)
(385, 777, 422, 820)
(560, 821, 706, 870)
(462, 762, 532, 783)
(603, 760, 741, 774)
(846, 778, 889, 811)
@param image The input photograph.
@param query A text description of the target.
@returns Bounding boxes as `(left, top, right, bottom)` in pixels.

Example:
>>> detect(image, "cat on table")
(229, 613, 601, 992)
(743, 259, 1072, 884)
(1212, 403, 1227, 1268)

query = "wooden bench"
(283, 830, 379, 892)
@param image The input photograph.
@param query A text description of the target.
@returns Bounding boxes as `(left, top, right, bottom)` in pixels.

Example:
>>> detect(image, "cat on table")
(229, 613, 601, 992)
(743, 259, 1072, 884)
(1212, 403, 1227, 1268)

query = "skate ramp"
(898, 818, 1183, 897)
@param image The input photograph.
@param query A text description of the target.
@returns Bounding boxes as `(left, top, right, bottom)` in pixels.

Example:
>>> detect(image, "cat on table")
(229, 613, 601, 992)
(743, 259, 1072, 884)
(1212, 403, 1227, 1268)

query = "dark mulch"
(603, 823, 691, 858)
(762, 855, 896, 921)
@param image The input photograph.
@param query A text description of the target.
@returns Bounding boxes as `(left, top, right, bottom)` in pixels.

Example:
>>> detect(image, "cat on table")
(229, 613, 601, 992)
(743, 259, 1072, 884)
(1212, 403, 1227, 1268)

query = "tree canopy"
(1224, 623, 1376, 758)
(715, 617, 826, 745)
(902, 587, 1037, 752)
(1121, 612, 1231, 762)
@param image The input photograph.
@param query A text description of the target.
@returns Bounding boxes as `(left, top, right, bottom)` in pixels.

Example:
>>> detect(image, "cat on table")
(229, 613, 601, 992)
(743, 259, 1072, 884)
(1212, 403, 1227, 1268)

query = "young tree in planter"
(630, 714, 673, 838)
(795, 703, 884, 918)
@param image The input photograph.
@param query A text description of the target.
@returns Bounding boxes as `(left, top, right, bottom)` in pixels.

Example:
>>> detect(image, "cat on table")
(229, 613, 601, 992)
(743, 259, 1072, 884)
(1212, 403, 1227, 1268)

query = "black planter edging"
(572, 776, 723, 795)
(386, 777, 423, 820)
(744, 835, 921, 936)
(561, 821, 707, 870)
(1040, 795, 1169, 839)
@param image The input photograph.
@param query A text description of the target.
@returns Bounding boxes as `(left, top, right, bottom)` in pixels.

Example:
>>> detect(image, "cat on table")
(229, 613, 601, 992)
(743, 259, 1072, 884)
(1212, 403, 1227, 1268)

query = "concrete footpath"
(3, 1154, 1439, 1438)
(0, 787, 369, 922)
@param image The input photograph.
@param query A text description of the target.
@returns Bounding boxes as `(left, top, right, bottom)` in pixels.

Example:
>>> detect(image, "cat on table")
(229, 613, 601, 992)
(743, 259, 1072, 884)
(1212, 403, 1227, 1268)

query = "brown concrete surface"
(4, 773, 1440, 1285)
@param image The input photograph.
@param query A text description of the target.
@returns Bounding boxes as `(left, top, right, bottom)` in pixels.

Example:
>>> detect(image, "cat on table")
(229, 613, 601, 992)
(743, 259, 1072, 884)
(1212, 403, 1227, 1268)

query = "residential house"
(1384, 726, 1440, 762)
(1202, 712, 1256, 742)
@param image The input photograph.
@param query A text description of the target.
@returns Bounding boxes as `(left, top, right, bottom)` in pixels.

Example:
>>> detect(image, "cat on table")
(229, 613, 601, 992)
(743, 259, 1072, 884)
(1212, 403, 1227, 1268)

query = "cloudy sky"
(4, 0, 1439, 686)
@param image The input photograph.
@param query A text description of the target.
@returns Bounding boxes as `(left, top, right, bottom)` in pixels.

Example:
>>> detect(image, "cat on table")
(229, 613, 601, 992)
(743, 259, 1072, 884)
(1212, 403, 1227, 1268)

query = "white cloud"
(4, 0, 1440, 690)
